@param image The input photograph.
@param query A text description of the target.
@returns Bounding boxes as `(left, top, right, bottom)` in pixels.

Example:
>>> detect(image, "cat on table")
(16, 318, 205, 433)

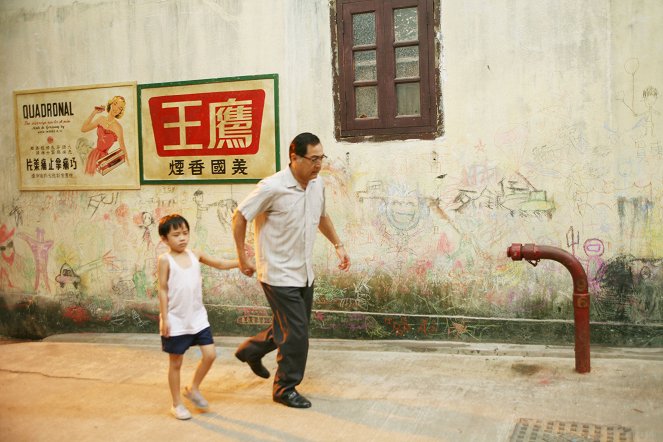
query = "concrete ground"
(0, 334, 662, 442)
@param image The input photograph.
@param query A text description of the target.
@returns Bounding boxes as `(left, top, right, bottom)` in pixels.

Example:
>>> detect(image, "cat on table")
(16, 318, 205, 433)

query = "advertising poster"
(14, 82, 139, 190)
(138, 74, 280, 184)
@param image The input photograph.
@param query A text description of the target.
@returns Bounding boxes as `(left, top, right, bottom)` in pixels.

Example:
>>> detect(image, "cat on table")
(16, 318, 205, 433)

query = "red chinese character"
(148, 89, 265, 157)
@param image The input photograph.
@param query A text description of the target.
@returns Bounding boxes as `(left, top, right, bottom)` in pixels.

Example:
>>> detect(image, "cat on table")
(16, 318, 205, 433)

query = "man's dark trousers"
(235, 282, 314, 398)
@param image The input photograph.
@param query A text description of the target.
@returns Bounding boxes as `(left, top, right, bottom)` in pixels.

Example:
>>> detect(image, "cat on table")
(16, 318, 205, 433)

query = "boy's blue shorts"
(161, 326, 214, 355)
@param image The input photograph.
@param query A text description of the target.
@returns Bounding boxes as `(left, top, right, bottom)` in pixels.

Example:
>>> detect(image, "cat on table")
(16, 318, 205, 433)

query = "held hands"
(239, 243, 256, 277)
(239, 259, 256, 278)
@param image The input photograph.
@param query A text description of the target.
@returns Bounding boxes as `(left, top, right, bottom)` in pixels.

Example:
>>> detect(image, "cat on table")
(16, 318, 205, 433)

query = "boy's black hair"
(158, 214, 190, 238)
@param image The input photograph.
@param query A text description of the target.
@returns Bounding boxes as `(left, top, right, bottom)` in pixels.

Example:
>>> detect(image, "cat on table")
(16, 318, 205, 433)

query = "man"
(232, 132, 351, 408)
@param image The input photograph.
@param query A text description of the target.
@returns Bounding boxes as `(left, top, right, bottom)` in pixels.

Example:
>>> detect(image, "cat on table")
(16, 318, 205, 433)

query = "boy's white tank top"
(166, 249, 209, 336)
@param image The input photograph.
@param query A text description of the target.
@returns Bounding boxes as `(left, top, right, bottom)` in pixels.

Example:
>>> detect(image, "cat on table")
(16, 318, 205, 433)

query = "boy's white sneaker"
(184, 387, 209, 410)
(170, 404, 192, 420)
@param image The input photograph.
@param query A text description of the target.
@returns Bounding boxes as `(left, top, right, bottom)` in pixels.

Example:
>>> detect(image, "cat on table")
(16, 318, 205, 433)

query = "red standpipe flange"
(507, 243, 591, 373)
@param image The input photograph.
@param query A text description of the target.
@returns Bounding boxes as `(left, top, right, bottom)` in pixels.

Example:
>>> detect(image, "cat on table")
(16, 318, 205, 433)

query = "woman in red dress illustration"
(81, 95, 128, 175)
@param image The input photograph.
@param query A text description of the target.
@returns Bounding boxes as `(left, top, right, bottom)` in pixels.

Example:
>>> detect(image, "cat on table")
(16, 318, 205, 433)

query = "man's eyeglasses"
(299, 154, 327, 164)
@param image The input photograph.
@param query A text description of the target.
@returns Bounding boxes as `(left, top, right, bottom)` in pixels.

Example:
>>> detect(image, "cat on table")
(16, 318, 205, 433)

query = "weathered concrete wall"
(0, 0, 661, 344)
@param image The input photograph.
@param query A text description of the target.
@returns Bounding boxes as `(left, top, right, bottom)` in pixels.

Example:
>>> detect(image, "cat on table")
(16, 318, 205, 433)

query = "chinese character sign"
(139, 75, 279, 184)
(13, 82, 140, 190)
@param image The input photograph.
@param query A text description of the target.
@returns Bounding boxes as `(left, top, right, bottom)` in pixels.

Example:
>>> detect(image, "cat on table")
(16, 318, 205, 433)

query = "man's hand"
(336, 246, 351, 271)
(239, 258, 257, 277)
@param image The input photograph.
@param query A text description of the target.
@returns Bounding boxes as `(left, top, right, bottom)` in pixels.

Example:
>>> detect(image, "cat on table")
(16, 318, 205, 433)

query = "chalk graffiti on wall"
(355, 180, 432, 261)
(53, 251, 117, 294)
(452, 171, 555, 219)
(18, 228, 53, 293)
(87, 192, 119, 218)
(236, 307, 272, 326)
(596, 255, 663, 324)
(308, 312, 504, 342)
(54, 263, 80, 289)
(0, 224, 16, 289)
(192, 189, 237, 251)
(314, 276, 371, 311)
(617, 195, 656, 256)
(616, 58, 661, 158)
(311, 311, 384, 337)
(381, 184, 430, 232)
(583, 238, 607, 293)
(565, 225, 662, 324)
(137, 211, 155, 250)
(566, 226, 607, 294)
(108, 308, 152, 329)
(8, 198, 24, 227)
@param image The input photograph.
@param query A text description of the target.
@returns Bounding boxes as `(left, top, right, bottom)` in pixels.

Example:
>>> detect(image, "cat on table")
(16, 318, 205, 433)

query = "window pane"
(353, 12, 375, 46)
(396, 83, 420, 116)
(354, 50, 377, 81)
(355, 86, 378, 118)
(395, 46, 419, 78)
(394, 7, 418, 42)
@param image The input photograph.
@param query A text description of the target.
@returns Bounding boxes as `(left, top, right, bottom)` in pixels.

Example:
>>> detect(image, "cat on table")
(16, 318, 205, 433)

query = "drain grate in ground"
(510, 418, 634, 442)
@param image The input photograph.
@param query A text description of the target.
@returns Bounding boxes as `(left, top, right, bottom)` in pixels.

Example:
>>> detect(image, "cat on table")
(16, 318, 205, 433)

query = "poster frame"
(137, 74, 280, 185)
(14, 82, 140, 191)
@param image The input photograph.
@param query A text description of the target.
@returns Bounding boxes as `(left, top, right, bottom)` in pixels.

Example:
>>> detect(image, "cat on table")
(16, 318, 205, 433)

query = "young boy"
(157, 214, 238, 420)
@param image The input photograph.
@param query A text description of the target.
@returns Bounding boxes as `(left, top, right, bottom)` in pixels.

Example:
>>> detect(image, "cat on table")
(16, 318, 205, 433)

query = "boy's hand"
(159, 316, 170, 337)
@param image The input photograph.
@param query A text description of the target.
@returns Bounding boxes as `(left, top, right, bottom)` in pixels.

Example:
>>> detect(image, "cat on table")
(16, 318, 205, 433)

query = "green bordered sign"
(138, 74, 280, 185)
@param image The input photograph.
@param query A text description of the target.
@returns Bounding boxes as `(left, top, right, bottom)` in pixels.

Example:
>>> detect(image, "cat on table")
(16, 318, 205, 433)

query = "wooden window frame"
(334, 0, 442, 141)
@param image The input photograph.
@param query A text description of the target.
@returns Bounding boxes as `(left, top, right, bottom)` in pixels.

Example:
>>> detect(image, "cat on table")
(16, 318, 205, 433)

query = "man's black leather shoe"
(235, 353, 270, 379)
(273, 390, 312, 408)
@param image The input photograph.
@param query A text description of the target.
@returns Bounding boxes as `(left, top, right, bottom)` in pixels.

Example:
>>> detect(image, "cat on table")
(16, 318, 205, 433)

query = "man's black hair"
(289, 132, 320, 157)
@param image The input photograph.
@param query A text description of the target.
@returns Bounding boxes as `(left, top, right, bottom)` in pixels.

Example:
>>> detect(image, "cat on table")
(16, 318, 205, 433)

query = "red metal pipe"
(506, 243, 591, 373)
